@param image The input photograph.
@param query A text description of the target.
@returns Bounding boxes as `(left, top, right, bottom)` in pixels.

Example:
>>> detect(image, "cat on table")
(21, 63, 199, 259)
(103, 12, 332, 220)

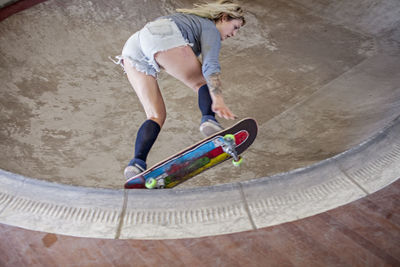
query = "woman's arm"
(207, 73, 236, 120)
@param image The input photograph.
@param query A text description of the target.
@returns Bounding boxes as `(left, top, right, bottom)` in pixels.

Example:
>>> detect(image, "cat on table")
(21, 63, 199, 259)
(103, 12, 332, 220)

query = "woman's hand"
(207, 73, 237, 120)
(211, 95, 237, 120)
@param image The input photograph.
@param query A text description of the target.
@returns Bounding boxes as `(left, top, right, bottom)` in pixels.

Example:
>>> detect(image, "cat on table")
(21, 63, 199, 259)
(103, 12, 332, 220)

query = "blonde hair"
(176, 0, 246, 25)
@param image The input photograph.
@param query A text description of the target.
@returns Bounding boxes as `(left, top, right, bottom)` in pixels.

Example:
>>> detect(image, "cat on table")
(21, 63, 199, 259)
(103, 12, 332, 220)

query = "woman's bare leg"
(124, 60, 166, 173)
(154, 45, 215, 122)
(124, 60, 166, 127)
(155, 46, 226, 137)
(155, 45, 206, 91)
(155, 45, 236, 121)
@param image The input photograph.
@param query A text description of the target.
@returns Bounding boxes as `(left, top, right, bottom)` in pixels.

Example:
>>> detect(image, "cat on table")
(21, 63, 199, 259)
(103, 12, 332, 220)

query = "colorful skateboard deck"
(124, 118, 258, 189)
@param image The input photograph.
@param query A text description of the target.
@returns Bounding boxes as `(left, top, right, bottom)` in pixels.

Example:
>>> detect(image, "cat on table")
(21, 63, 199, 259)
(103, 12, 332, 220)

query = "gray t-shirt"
(161, 13, 221, 79)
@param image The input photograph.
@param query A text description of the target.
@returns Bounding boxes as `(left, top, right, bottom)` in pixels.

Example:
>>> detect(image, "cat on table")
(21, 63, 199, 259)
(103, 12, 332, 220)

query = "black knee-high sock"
(198, 84, 216, 122)
(130, 120, 160, 169)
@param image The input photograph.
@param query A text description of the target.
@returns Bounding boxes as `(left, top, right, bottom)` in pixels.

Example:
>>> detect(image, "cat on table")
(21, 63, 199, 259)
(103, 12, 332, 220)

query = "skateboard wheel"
(145, 178, 157, 189)
(232, 156, 243, 167)
(223, 134, 236, 142)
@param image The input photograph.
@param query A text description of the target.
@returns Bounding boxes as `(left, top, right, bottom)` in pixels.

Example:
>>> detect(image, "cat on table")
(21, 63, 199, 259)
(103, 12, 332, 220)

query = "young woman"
(112, 0, 246, 180)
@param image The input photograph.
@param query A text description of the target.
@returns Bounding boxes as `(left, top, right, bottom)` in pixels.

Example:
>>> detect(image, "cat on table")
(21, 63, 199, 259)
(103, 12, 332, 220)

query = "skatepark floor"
(0, 0, 399, 266)
(1, 180, 399, 266)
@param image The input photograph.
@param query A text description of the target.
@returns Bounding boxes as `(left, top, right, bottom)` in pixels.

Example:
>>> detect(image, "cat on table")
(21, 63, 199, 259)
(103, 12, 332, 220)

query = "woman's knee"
(147, 112, 166, 128)
(188, 80, 207, 92)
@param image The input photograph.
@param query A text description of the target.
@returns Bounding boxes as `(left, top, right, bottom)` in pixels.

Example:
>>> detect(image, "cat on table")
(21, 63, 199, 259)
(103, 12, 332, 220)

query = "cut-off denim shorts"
(111, 18, 191, 78)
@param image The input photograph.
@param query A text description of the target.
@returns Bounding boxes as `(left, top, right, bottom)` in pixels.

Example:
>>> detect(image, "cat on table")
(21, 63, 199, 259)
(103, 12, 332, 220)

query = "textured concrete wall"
(2, 0, 381, 188)
(287, 0, 400, 37)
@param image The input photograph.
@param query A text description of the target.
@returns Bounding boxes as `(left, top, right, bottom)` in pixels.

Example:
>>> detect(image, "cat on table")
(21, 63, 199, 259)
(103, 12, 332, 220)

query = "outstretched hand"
(212, 96, 237, 120)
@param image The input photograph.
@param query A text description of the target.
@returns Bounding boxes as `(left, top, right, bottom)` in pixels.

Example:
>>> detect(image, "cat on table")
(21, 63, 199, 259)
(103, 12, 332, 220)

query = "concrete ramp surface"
(0, 0, 399, 239)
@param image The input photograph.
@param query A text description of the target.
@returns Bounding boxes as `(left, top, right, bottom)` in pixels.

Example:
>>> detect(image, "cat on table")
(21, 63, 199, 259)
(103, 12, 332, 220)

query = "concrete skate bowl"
(0, 0, 399, 239)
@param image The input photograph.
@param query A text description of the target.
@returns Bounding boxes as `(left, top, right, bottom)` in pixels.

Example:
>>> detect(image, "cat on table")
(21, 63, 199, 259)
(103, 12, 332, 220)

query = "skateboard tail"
(124, 176, 146, 189)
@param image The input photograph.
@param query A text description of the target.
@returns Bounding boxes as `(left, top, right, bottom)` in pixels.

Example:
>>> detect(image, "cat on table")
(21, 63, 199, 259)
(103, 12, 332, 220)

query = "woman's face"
(215, 16, 243, 41)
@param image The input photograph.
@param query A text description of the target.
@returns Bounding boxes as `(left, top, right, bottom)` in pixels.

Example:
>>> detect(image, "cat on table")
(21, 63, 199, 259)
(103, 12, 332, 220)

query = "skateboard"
(124, 118, 258, 189)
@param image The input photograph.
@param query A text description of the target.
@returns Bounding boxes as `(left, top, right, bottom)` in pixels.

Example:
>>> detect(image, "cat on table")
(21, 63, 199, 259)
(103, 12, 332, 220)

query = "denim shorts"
(112, 19, 190, 77)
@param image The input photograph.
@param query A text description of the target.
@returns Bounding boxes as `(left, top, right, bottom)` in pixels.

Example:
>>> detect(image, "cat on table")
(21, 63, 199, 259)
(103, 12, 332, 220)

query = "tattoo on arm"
(207, 73, 222, 96)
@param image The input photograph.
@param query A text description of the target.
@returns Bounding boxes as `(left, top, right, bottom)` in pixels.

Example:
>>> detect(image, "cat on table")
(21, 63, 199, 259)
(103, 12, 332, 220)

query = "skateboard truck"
(221, 134, 243, 167)
(145, 173, 167, 189)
